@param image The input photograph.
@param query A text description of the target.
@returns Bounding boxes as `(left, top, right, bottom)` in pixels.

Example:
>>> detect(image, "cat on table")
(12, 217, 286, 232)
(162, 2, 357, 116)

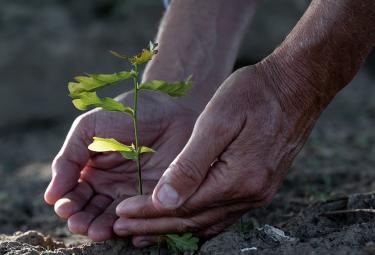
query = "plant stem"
(157, 237, 161, 255)
(132, 64, 142, 195)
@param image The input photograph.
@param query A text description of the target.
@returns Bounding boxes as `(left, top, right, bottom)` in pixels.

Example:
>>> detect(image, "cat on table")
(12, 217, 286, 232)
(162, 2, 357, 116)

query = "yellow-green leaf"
(129, 41, 158, 65)
(88, 137, 139, 161)
(139, 146, 155, 154)
(139, 76, 192, 97)
(129, 50, 153, 65)
(88, 137, 134, 152)
(71, 91, 134, 115)
(69, 71, 134, 96)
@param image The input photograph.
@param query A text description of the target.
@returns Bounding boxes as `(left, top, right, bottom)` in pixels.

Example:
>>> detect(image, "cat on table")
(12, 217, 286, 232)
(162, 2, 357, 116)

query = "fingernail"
(157, 183, 180, 209)
(138, 240, 153, 248)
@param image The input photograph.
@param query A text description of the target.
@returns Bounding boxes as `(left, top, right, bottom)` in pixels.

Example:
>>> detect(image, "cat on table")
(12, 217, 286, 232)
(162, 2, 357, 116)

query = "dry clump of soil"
(0, 231, 63, 255)
(0, 231, 156, 255)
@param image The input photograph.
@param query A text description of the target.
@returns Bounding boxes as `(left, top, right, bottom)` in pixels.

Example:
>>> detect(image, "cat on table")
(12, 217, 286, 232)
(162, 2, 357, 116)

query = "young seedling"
(68, 42, 199, 254)
(165, 233, 199, 254)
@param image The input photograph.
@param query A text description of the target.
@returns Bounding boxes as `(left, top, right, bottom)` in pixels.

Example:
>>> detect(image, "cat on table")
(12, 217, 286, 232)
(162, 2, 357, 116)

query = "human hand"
(113, 0, 375, 247)
(113, 62, 326, 246)
(44, 0, 257, 244)
(44, 92, 198, 241)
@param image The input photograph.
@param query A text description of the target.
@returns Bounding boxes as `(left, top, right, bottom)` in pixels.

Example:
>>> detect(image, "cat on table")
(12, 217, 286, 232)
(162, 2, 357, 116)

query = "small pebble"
(241, 247, 257, 252)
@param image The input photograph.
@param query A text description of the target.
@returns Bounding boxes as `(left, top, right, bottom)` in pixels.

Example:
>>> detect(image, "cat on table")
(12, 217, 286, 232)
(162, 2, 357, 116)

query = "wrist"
(257, 54, 329, 122)
(258, 0, 375, 120)
(141, 0, 258, 113)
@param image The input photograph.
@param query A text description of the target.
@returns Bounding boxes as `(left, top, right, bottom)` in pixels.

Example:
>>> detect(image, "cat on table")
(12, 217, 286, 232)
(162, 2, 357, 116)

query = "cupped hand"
(114, 62, 325, 247)
(44, 91, 198, 241)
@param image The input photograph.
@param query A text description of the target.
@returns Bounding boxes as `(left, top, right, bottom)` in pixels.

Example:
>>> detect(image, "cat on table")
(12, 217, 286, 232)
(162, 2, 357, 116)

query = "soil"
(0, 76, 375, 254)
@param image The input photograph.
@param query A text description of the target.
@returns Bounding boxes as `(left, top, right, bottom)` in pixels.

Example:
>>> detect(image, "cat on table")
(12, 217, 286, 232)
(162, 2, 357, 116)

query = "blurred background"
(0, 0, 374, 238)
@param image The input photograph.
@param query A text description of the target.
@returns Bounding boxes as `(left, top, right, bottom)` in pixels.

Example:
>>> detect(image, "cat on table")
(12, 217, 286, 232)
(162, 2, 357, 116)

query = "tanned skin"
(45, 0, 375, 247)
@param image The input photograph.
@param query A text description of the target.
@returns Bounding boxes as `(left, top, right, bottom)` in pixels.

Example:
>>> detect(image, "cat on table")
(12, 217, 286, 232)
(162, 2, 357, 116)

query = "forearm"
(264, 0, 375, 115)
(143, 0, 258, 112)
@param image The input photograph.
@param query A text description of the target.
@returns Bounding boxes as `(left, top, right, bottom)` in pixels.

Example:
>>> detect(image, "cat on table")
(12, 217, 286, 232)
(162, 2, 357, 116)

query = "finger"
(132, 235, 161, 248)
(114, 217, 185, 236)
(44, 115, 93, 205)
(114, 202, 250, 236)
(117, 161, 271, 219)
(54, 181, 93, 219)
(116, 196, 156, 218)
(87, 200, 119, 242)
(152, 108, 241, 211)
(67, 194, 112, 235)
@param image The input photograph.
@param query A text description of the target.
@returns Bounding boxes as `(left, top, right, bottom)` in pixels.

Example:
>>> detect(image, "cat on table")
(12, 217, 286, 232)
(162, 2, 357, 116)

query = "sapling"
(68, 42, 199, 253)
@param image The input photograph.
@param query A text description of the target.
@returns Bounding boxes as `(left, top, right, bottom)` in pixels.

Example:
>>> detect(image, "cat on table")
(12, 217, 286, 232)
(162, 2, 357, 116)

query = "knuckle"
(73, 112, 95, 132)
(177, 220, 188, 233)
(169, 158, 204, 185)
(179, 218, 200, 233)
(51, 155, 64, 174)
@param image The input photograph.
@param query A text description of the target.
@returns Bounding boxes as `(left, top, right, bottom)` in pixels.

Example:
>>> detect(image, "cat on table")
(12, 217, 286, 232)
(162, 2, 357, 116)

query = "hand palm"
(45, 92, 196, 241)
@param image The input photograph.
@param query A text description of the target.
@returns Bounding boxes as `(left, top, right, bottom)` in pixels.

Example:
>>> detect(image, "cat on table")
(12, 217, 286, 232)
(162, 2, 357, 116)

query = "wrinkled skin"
(44, 92, 198, 242)
(112, 4, 375, 248)
(113, 63, 324, 246)
(45, 0, 375, 247)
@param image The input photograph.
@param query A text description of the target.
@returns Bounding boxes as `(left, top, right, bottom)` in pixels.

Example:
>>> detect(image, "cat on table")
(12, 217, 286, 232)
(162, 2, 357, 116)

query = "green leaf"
(71, 91, 134, 115)
(165, 233, 199, 253)
(109, 50, 129, 60)
(129, 41, 158, 65)
(69, 71, 134, 96)
(139, 76, 192, 97)
(88, 137, 134, 152)
(139, 146, 155, 154)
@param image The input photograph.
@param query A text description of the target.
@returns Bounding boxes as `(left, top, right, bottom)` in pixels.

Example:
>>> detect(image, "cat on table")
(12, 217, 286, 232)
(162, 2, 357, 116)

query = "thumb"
(152, 110, 237, 211)
(44, 115, 93, 204)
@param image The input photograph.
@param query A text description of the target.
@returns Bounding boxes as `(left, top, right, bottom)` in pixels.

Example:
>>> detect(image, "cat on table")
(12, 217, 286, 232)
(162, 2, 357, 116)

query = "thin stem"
(132, 64, 143, 195)
(157, 237, 161, 255)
